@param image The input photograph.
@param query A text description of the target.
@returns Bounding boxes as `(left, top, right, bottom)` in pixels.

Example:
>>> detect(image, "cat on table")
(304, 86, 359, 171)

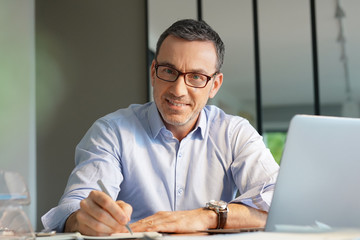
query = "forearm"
(131, 204, 266, 233)
(225, 203, 267, 229)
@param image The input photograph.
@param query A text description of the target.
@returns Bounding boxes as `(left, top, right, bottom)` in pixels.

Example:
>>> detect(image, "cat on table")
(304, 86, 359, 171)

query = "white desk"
(161, 229, 360, 240)
(35, 229, 360, 240)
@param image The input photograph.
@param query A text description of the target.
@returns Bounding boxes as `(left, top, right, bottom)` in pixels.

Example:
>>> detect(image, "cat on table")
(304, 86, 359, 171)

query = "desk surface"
(161, 229, 360, 240)
(35, 229, 360, 240)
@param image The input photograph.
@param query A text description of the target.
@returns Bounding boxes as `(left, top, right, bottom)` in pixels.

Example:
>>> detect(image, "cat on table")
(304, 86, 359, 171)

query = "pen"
(97, 179, 133, 235)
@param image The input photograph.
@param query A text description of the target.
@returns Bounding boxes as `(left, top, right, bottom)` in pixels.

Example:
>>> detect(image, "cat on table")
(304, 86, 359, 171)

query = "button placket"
(174, 138, 190, 210)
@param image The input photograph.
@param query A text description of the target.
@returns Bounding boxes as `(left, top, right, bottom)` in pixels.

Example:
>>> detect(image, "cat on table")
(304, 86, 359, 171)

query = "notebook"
(265, 114, 360, 232)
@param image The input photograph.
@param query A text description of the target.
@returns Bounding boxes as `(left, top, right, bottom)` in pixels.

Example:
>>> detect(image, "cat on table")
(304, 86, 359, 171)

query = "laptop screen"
(266, 115, 360, 232)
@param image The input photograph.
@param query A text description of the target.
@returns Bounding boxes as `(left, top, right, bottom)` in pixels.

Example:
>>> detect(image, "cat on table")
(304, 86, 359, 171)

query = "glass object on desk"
(0, 170, 35, 239)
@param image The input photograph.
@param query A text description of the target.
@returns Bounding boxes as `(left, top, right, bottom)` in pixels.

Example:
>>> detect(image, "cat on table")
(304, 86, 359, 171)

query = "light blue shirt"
(42, 102, 279, 232)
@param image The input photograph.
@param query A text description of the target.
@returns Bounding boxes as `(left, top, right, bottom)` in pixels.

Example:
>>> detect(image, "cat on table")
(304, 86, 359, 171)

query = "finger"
(116, 200, 133, 222)
(131, 213, 169, 232)
(130, 219, 154, 232)
(81, 192, 123, 231)
(144, 214, 180, 233)
(140, 212, 173, 226)
(89, 191, 132, 229)
(76, 206, 113, 235)
(132, 219, 175, 233)
(131, 211, 195, 233)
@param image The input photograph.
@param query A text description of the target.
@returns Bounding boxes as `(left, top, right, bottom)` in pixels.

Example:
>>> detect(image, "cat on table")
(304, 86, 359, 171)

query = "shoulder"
(204, 105, 251, 128)
(99, 103, 150, 124)
(204, 105, 259, 139)
(103, 103, 150, 120)
(89, 103, 152, 134)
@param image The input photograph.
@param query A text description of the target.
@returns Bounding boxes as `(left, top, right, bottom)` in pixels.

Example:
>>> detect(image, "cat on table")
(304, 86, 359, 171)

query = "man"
(42, 19, 279, 236)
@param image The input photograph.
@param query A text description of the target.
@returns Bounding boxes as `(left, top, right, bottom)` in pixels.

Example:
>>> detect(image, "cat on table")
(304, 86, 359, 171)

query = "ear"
(209, 72, 223, 99)
(150, 59, 156, 87)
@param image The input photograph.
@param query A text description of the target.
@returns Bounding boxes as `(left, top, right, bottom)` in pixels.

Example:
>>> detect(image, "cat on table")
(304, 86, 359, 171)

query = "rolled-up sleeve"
(41, 118, 123, 231)
(41, 201, 79, 232)
(229, 120, 279, 211)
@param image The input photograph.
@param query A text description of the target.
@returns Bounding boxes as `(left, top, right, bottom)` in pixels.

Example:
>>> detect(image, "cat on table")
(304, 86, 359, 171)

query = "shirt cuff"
(230, 184, 275, 212)
(41, 203, 80, 232)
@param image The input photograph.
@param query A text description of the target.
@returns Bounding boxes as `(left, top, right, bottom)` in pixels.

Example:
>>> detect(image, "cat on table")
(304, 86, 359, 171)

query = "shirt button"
(177, 188, 183, 196)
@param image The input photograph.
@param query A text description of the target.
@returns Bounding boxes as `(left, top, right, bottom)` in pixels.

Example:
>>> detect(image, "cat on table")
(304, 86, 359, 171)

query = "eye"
(159, 66, 177, 76)
(192, 74, 201, 80)
(188, 73, 205, 81)
(164, 68, 174, 74)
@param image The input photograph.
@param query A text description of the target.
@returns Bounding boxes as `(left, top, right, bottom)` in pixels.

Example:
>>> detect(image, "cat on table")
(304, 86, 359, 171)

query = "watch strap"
(217, 210, 227, 229)
(206, 200, 228, 229)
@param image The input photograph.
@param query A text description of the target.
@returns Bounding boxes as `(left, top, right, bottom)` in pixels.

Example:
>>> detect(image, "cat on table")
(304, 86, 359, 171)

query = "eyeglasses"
(155, 64, 218, 88)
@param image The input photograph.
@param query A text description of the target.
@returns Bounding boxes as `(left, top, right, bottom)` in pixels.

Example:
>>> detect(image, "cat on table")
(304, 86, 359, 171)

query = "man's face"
(151, 35, 223, 134)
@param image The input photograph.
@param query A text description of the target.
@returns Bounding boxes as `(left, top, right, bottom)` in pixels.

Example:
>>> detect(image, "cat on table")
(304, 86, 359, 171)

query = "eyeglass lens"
(156, 65, 210, 88)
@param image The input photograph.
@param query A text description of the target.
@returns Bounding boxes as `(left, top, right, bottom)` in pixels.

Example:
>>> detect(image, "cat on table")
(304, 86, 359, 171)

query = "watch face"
(208, 200, 228, 209)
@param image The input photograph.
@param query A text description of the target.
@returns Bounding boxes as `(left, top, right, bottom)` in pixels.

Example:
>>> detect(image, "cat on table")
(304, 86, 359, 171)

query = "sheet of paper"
(86, 232, 162, 239)
(36, 231, 162, 239)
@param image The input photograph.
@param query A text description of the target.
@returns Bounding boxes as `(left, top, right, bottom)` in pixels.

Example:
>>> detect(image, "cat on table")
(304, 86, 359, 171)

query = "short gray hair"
(155, 19, 225, 72)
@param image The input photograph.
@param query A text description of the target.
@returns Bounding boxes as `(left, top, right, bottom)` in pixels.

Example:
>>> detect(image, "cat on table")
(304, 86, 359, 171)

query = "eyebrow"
(156, 61, 210, 75)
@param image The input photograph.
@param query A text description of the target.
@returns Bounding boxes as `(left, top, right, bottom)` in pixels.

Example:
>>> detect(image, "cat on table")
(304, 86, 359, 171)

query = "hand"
(64, 190, 133, 236)
(130, 208, 217, 233)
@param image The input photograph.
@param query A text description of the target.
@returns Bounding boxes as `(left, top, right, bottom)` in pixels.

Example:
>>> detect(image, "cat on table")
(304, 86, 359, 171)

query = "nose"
(169, 74, 188, 97)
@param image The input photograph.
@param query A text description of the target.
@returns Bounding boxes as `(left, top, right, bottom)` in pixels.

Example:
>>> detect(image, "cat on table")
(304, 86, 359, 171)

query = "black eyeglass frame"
(154, 63, 218, 88)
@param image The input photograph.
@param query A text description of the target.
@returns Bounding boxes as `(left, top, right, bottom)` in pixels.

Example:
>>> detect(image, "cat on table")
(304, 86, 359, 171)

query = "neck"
(165, 123, 193, 141)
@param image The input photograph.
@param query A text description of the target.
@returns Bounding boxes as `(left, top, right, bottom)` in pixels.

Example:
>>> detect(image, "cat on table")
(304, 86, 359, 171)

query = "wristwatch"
(205, 200, 229, 229)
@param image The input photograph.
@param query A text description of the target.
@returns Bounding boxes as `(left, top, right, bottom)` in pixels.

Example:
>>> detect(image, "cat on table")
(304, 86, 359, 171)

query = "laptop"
(265, 114, 360, 232)
(204, 114, 360, 234)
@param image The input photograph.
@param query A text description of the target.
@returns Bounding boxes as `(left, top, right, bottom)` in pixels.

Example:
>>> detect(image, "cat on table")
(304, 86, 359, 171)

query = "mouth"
(168, 99, 186, 106)
(166, 99, 189, 109)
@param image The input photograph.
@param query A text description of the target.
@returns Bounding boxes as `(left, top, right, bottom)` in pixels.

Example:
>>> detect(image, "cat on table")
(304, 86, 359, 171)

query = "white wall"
(0, 0, 36, 229)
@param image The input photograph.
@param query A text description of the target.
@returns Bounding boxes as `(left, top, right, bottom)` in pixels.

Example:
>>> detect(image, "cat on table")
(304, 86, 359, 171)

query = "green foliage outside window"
(264, 132, 287, 165)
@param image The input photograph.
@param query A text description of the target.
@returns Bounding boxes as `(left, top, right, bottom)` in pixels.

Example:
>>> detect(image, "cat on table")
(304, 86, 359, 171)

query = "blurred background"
(0, 0, 359, 231)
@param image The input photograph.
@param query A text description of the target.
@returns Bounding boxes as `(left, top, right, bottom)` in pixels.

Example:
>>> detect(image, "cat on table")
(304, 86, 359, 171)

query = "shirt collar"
(148, 101, 207, 140)
(148, 102, 165, 139)
(196, 108, 207, 139)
